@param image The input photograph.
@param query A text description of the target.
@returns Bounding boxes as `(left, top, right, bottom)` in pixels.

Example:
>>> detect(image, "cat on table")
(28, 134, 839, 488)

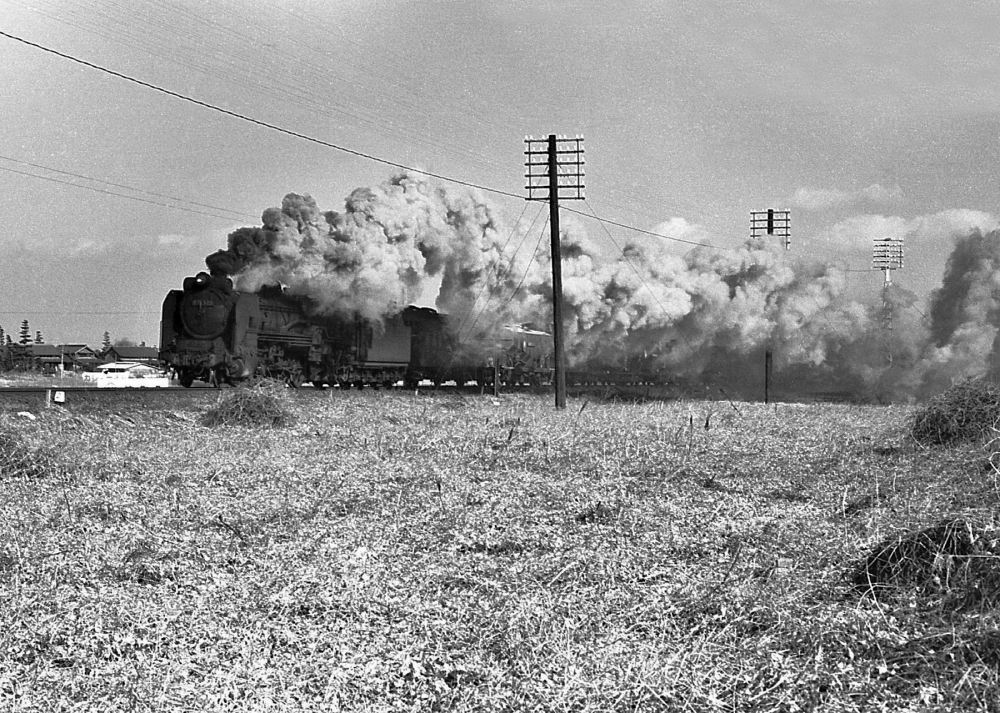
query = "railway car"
(160, 272, 668, 390)
(402, 308, 554, 387)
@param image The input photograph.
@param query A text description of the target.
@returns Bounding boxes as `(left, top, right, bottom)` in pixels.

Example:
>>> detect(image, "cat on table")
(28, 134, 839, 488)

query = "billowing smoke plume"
(205, 172, 1000, 401)
(206, 174, 510, 321)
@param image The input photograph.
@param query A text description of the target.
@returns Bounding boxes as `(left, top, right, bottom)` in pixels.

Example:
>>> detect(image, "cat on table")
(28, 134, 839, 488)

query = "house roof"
(107, 346, 159, 359)
(25, 344, 63, 357)
(57, 344, 99, 355)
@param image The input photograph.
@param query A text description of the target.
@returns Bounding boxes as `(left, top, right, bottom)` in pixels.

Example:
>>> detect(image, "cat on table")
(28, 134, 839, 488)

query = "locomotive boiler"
(159, 273, 413, 388)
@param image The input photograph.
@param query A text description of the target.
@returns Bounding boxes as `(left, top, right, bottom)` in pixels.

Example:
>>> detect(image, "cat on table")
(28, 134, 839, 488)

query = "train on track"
(159, 272, 667, 389)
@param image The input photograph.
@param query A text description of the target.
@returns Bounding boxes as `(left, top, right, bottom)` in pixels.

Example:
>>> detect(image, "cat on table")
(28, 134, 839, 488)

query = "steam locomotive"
(159, 273, 555, 388)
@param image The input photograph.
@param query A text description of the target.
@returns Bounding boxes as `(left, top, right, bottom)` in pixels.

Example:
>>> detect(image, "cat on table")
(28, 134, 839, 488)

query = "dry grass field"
(1, 383, 999, 712)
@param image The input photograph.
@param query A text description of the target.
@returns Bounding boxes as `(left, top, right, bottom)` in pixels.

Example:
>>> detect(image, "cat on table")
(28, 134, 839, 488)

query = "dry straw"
(200, 379, 296, 428)
(851, 519, 987, 595)
(910, 377, 1000, 446)
(0, 426, 55, 479)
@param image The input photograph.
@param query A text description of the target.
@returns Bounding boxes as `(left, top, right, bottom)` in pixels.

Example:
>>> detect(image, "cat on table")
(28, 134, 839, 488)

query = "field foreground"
(1, 390, 999, 712)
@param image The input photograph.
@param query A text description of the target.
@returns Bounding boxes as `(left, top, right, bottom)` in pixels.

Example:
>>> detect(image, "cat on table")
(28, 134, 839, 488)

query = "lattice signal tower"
(873, 237, 904, 365)
(873, 237, 904, 330)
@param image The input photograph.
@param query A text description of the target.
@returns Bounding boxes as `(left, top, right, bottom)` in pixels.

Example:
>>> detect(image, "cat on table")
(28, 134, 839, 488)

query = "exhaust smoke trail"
(204, 172, 1000, 401)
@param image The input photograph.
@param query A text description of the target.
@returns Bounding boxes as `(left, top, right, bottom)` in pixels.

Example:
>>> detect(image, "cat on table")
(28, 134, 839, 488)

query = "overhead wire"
(0, 154, 255, 221)
(16, 0, 513, 177)
(0, 27, 727, 256)
(0, 164, 248, 222)
(454, 202, 547, 344)
(431, 205, 547, 380)
(8, 1, 697, 225)
(451, 200, 534, 342)
(1, 22, 896, 351)
(0, 29, 527, 203)
(580, 198, 699, 353)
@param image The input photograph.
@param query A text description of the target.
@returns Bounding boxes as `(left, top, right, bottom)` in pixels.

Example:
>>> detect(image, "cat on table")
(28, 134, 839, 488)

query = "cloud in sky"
(649, 217, 713, 246)
(817, 209, 998, 252)
(813, 209, 999, 300)
(790, 184, 904, 212)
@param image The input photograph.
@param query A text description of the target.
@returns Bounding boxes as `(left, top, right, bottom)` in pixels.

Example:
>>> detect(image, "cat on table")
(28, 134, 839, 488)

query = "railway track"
(0, 384, 221, 410)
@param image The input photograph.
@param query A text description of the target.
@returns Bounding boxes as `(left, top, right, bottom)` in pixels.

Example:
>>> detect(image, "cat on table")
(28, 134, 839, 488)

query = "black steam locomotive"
(159, 273, 555, 388)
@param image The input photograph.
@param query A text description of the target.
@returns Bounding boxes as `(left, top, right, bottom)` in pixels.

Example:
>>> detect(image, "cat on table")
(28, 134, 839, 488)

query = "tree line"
(0, 320, 145, 372)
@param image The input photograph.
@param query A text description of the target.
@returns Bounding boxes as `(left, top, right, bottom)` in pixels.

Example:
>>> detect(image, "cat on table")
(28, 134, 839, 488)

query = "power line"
(0, 165, 246, 222)
(0, 28, 724, 254)
(0, 154, 253, 220)
(455, 203, 548, 344)
(581, 199, 699, 353)
(0, 29, 524, 203)
(563, 204, 729, 251)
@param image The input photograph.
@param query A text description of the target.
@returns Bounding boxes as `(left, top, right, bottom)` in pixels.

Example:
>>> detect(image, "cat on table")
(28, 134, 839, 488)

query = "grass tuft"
(851, 518, 1000, 603)
(910, 377, 1000, 446)
(201, 379, 296, 428)
(0, 426, 56, 479)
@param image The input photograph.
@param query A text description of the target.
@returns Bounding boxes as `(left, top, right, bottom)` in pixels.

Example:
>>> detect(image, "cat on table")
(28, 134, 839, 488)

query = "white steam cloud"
(791, 184, 903, 211)
(205, 172, 1000, 401)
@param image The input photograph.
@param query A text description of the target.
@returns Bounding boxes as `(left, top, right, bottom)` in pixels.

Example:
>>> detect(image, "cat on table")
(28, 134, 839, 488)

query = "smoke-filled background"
(205, 172, 1000, 402)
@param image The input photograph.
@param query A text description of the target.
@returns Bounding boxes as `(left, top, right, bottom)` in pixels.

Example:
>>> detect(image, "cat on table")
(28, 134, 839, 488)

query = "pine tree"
(102, 331, 112, 350)
(19, 320, 30, 345)
(34, 331, 44, 344)
(0, 325, 5, 344)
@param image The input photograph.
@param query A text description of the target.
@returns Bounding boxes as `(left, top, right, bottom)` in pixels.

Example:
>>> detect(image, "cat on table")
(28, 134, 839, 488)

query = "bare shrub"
(201, 380, 296, 428)
(911, 378, 1000, 446)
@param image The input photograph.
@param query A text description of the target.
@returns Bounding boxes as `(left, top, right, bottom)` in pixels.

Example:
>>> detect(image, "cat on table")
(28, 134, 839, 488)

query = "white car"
(95, 362, 160, 377)
(83, 362, 169, 387)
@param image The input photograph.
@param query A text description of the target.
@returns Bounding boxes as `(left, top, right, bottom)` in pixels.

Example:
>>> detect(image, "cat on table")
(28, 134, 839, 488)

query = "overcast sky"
(2, 0, 999, 346)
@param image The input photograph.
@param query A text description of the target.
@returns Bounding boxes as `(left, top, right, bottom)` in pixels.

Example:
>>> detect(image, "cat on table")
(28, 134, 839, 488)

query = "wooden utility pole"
(764, 349, 773, 404)
(525, 134, 585, 410)
(547, 136, 567, 409)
